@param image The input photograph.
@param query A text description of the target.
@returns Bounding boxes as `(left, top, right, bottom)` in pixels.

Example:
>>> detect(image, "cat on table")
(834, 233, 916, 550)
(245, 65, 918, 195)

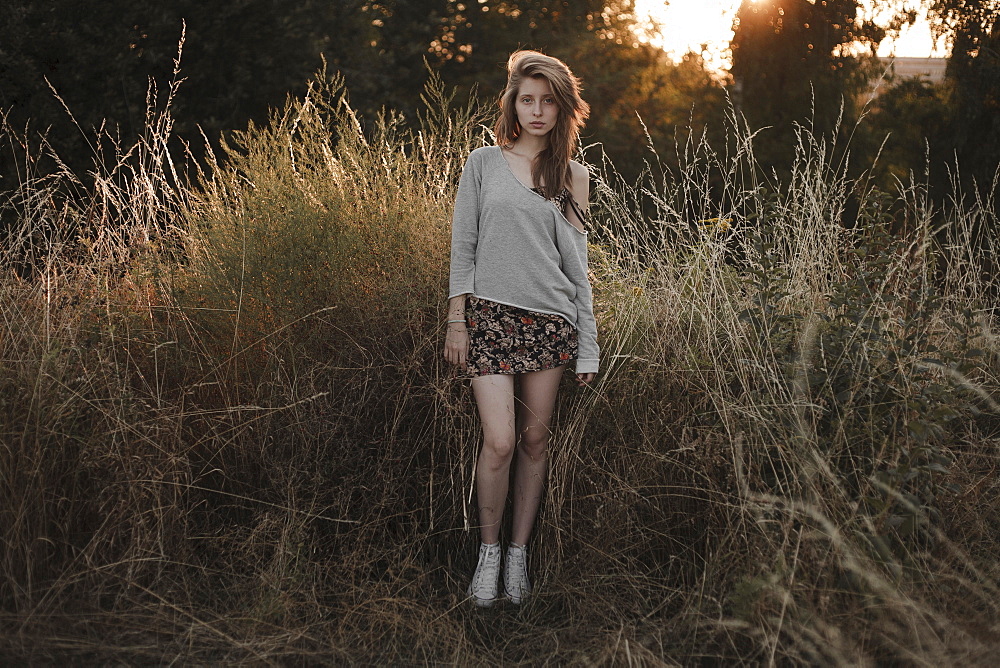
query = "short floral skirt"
(465, 296, 578, 377)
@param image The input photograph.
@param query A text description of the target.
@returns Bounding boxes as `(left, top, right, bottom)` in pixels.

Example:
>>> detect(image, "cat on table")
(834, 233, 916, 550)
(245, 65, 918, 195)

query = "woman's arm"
(564, 160, 590, 233)
(566, 161, 597, 386)
(444, 294, 470, 367)
(449, 152, 482, 299)
(445, 151, 482, 369)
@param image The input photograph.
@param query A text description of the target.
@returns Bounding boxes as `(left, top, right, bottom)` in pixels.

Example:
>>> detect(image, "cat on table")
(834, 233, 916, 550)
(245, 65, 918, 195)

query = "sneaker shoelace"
(473, 544, 501, 592)
(505, 545, 529, 599)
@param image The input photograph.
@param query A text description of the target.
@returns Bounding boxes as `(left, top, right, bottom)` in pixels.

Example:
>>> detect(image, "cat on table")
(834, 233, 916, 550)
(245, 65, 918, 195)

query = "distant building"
(863, 57, 948, 99)
(877, 56, 948, 85)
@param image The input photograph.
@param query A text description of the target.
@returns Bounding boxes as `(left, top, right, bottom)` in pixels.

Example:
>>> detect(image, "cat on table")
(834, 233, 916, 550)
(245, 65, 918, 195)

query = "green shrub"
(739, 198, 981, 553)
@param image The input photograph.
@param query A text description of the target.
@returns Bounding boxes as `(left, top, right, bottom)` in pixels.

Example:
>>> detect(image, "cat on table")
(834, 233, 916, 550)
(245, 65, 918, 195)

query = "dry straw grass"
(1, 57, 998, 665)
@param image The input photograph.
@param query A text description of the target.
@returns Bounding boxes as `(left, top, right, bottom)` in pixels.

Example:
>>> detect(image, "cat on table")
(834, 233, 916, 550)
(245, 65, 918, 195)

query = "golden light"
(633, 0, 946, 73)
(633, 0, 741, 72)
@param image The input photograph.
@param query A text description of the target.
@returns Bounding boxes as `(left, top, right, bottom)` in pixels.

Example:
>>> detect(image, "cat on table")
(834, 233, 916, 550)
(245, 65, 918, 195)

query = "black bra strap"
(565, 195, 589, 227)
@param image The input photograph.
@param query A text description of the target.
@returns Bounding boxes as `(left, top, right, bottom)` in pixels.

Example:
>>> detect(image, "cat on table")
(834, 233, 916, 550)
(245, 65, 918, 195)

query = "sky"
(634, 0, 949, 72)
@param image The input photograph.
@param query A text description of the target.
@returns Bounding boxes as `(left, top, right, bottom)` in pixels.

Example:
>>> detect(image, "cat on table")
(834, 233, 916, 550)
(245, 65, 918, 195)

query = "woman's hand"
(444, 324, 470, 367)
(575, 372, 596, 387)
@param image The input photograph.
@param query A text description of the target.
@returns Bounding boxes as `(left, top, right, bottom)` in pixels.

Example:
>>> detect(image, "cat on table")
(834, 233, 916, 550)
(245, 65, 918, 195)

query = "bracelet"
(447, 319, 465, 324)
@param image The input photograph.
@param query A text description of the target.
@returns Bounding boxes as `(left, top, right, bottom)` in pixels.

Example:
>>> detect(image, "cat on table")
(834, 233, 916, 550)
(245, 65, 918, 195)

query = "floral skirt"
(465, 296, 578, 377)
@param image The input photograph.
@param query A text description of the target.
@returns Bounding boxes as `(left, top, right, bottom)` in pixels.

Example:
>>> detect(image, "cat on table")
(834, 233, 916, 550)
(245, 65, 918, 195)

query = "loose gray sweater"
(449, 145, 599, 374)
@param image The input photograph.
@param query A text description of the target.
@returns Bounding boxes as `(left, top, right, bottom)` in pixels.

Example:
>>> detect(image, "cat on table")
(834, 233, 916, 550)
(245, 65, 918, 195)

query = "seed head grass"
(1, 64, 998, 664)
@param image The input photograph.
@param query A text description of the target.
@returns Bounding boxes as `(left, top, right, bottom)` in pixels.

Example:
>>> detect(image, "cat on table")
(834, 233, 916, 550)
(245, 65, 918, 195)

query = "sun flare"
(633, 0, 946, 73)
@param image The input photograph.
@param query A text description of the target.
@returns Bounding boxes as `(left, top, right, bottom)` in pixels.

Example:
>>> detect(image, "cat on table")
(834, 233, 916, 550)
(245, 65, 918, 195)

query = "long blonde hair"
(494, 51, 590, 199)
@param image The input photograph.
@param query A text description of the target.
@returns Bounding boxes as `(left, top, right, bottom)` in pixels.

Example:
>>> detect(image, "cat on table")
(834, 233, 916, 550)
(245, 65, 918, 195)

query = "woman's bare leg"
(510, 365, 564, 546)
(471, 374, 517, 544)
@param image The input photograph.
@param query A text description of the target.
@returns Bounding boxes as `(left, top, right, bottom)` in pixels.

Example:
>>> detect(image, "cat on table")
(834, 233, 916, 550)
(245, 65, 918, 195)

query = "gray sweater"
(449, 145, 599, 374)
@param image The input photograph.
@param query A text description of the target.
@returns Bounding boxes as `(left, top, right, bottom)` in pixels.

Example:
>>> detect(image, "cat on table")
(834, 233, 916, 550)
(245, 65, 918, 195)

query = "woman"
(444, 50, 599, 607)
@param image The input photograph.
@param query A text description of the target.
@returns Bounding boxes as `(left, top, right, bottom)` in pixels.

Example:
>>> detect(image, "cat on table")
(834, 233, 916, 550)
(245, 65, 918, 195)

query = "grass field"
(1, 68, 998, 665)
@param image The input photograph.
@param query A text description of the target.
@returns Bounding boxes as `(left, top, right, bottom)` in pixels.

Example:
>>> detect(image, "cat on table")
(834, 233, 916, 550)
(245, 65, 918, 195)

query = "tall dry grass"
(1, 62, 998, 664)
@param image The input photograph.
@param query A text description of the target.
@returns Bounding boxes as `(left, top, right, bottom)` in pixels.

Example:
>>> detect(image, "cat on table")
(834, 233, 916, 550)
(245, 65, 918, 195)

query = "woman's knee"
(518, 430, 549, 460)
(481, 435, 516, 464)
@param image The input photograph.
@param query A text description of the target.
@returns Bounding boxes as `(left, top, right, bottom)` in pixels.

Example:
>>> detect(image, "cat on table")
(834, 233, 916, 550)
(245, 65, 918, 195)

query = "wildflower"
(699, 217, 733, 233)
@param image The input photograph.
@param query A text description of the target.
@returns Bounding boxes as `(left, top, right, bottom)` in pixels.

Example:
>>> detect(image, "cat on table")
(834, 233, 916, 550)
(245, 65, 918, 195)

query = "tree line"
(1, 0, 997, 205)
(732, 0, 999, 206)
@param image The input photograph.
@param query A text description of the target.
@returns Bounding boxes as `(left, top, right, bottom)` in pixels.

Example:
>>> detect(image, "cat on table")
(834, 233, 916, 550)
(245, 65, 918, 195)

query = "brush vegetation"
(1, 64, 999, 665)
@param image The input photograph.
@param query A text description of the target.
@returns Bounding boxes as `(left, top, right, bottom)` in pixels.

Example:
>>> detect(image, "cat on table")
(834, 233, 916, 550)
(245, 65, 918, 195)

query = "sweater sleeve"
(448, 151, 481, 298)
(556, 225, 600, 374)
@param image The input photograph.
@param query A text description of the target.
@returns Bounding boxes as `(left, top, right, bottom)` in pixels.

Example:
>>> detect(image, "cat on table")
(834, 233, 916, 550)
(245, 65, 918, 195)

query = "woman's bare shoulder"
(568, 160, 590, 204)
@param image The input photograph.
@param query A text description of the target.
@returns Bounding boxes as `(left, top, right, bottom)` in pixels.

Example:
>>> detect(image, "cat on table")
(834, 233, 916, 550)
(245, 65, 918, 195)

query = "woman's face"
(514, 76, 558, 139)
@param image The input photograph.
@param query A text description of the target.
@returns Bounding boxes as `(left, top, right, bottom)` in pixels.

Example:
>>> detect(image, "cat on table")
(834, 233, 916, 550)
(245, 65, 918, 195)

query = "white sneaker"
(467, 542, 502, 607)
(503, 543, 531, 605)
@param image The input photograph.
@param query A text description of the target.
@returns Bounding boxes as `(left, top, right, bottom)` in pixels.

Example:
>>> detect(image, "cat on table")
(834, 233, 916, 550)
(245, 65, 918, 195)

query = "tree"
(420, 1, 727, 178)
(730, 0, 886, 171)
(0, 0, 376, 175)
(929, 0, 1000, 202)
(354, 1, 451, 120)
(863, 77, 952, 193)
(575, 45, 727, 172)
(0, 0, 728, 188)
(416, 1, 646, 100)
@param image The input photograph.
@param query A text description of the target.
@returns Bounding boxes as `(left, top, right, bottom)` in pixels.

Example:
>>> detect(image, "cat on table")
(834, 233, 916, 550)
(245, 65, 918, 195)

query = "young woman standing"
(443, 51, 598, 607)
